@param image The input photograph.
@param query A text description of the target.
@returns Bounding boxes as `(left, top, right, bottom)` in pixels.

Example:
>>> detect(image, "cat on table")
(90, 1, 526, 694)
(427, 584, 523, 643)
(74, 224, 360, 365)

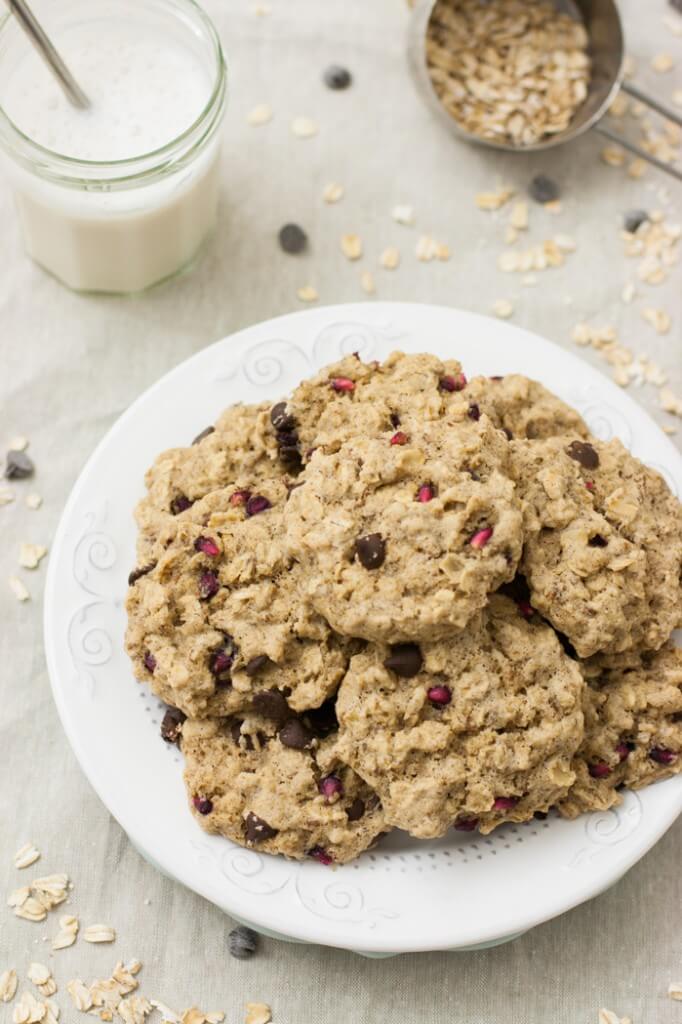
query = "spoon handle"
(6, 0, 90, 109)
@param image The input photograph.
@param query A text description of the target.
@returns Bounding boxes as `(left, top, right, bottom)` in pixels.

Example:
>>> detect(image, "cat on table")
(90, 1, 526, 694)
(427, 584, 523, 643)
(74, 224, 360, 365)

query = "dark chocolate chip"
(230, 720, 255, 750)
(503, 427, 513, 440)
(192, 425, 215, 445)
(245, 655, 271, 677)
(468, 402, 480, 421)
(533, 810, 548, 820)
(566, 440, 600, 469)
(588, 534, 608, 547)
(624, 209, 648, 234)
(228, 925, 259, 960)
(193, 796, 213, 815)
(160, 706, 186, 745)
(244, 812, 278, 843)
(355, 533, 385, 569)
(528, 174, 560, 203)
(128, 562, 156, 586)
(270, 402, 296, 431)
(278, 223, 308, 255)
(323, 64, 352, 90)
(5, 450, 34, 479)
(346, 798, 366, 822)
(383, 643, 423, 678)
(252, 689, 292, 726)
(389, 412, 401, 428)
(278, 718, 315, 750)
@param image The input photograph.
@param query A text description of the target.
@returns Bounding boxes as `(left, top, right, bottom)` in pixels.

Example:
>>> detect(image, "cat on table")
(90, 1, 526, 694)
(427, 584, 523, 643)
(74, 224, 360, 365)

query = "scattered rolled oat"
(415, 235, 450, 261)
(360, 270, 376, 295)
(27, 965, 55, 999)
(14, 844, 40, 870)
(380, 246, 400, 270)
(554, 233, 576, 252)
(641, 307, 671, 334)
(426, 0, 590, 146)
(245, 1004, 271, 1024)
(84, 924, 116, 944)
(322, 182, 344, 203)
(0, 970, 18, 1003)
(12, 990, 48, 1024)
(25, 494, 42, 510)
(296, 286, 318, 303)
(663, 424, 677, 435)
(651, 53, 674, 73)
(391, 204, 415, 226)
(669, 982, 682, 1000)
(8, 577, 29, 603)
(621, 282, 636, 304)
(492, 299, 514, 319)
(498, 239, 570, 272)
(8, 436, 28, 452)
(0, 489, 14, 505)
(246, 105, 272, 127)
(67, 980, 92, 1012)
(340, 234, 363, 260)
(598, 1011, 632, 1024)
(673, 89, 682, 108)
(118, 995, 152, 1024)
(660, 387, 682, 418)
(608, 93, 628, 117)
(52, 914, 79, 950)
(601, 145, 625, 167)
(252, 3, 271, 14)
(18, 544, 47, 570)
(627, 158, 647, 179)
(290, 116, 317, 138)
(509, 201, 528, 231)
(504, 225, 518, 244)
(475, 186, 514, 211)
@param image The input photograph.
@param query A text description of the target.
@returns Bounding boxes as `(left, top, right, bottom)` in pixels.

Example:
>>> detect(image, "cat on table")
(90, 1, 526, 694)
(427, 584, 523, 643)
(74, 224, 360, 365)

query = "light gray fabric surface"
(0, 0, 680, 1021)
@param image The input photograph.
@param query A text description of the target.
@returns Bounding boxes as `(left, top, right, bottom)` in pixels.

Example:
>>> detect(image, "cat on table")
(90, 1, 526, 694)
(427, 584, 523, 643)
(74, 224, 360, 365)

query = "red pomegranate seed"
(143, 651, 156, 673)
(230, 489, 251, 506)
(309, 846, 334, 865)
(330, 377, 355, 393)
(390, 431, 409, 446)
(245, 495, 271, 517)
(493, 796, 518, 811)
(589, 762, 612, 779)
(194, 536, 220, 557)
(616, 742, 632, 762)
(193, 796, 213, 815)
(650, 747, 677, 765)
(470, 527, 493, 549)
(417, 484, 434, 503)
(318, 775, 344, 801)
(585, 481, 595, 492)
(517, 600, 534, 620)
(439, 372, 467, 392)
(427, 685, 452, 707)
(454, 818, 479, 832)
(198, 571, 220, 600)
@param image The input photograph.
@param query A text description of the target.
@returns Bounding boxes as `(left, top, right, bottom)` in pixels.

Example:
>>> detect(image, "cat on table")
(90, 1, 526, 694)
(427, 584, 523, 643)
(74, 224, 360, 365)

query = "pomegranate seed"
(245, 495, 271, 517)
(650, 747, 677, 765)
(470, 527, 493, 549)
(493, 796, 518, 811)
(143, 651, 156, 673)
(438, 372, 467, 392)
(454, 818, 478, 832)
(427, 685, 452, 707)
(170, 495, 192, 515)
(588, 762, 612, 779)
(194, 536, 220, 557)
(198, 571, 220, 600)
(616, 742, 633, 762)
(230, 489, 251, 506)
(517, 600, 534, 620)
(318, 775, 344, 801)
(585, 481, 595, 492)
(210, 648, 234, 676)
(330, 377, 355, 393)
(193, 796, 213, 815)
(309, 845, 334, 865)
(417, 484, 434, 503)
(390, 431, 409, 446)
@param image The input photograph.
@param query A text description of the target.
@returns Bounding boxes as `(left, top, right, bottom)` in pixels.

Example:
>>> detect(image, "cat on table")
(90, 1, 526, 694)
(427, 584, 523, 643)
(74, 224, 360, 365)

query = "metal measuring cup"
(408, 0, 682, 181)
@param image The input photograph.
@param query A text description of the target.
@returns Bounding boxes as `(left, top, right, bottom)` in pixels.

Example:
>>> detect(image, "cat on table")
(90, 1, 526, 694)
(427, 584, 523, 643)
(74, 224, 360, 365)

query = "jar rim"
(0, 0, 227, 189)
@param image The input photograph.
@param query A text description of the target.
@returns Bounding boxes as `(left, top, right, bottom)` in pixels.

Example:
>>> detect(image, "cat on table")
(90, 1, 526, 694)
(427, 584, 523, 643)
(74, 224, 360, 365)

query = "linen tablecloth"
(1, 1, 680, 1020)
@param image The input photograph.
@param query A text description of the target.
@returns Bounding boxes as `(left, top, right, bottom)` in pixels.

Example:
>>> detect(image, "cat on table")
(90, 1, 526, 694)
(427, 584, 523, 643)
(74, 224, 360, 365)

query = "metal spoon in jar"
(4, 0, 90, 109)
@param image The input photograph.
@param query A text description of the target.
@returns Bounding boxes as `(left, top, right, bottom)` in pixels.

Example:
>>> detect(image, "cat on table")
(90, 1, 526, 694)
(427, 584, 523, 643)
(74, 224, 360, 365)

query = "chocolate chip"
(588, 534, 608, 547)
(278, 223, 308, 255)
(270, 402, 296, 431)
(244, 812, 278, 843)
(160, 707, 186, 745)
(192, 425, 215, 445)
(245, 655, 271, 677)
(533, 810, 548, 821)
(389, 412, 401, 428)
(276, 429, 299, 449)
(503, 428, 513, 440)
(170, 494, 193, 515)
(323, 64, 352, 90)
(624, 209, 648, 233)
(143, 651, 157, 673)
(193, 795, 213, 815)
(566, 440, 600, 469)
(529, 174, 560, 203)
(252, 689, 292, 725)
(128, 562, 156, 586)
(346, 798, 366, 822)
(355, 533, 385, 569)
(230, 720, 255, 750)
(278, 718, 315, 750)
(383, 643, 423, 678)
(5, 450, 34, 479)
(467, 403, 480, 421)
(228, 925, 259, 960)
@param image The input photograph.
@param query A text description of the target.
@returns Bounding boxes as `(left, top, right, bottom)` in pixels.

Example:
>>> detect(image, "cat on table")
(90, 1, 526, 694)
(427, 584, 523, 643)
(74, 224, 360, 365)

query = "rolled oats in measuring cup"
(0, 0, 227, 293)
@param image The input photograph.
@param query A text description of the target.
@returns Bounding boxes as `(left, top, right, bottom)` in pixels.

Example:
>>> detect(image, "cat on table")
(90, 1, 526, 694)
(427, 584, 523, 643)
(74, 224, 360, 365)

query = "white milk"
(0, 2, 225, 292)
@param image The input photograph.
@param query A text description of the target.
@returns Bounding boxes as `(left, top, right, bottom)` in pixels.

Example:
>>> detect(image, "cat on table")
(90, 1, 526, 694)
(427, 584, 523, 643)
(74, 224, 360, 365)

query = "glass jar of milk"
(0, 0, 226, 293)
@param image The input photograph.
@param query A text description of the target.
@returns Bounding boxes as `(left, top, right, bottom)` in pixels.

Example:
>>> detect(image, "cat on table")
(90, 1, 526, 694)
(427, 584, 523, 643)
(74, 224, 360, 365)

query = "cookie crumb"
(25, 494, 42, 510)
(14, 844, 40, 870)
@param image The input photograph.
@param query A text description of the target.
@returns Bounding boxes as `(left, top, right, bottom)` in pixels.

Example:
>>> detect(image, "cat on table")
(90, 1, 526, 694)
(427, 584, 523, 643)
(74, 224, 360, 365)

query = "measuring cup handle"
(594, 123, 682, 183)
(620, 81, 682, 129)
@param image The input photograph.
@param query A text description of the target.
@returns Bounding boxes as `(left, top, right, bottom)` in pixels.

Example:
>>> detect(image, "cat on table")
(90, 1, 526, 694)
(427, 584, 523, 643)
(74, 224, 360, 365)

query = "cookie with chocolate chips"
(126, 484, 348, 718)
(559, 645, 682, 818)
(284, 414, 523, 642)
(511, 436, 682, 658)
(182, 714, 387, 863)
(453, 374, 590, 441)
(335, 595, 584, 838)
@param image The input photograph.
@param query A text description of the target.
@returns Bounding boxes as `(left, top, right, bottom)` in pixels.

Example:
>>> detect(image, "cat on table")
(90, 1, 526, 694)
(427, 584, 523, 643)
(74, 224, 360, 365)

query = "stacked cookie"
(125, 352, 682, 864)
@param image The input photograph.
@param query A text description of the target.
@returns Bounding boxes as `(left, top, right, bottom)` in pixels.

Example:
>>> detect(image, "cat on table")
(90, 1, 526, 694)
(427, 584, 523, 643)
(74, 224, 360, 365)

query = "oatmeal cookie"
(182, 714, 387, 863)
(457, 374, 590, 440)
(335, 595, 585, 838)
(285, 414, 523, 642)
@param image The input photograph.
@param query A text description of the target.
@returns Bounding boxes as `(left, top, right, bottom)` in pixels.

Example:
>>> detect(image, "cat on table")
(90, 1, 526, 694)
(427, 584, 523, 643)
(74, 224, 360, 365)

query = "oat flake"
(380, 246, 400, 270)
(360, 271, 376, 295)
(492, 299, 514, 319)
(245, 1004, 271, 1024)
(14, 844, 40, 870)
(391, 204, 415, 226)
(246, 105, 272, 127)
(1, 970, 18, 1003)
(296, 286, 318, 303)
(291, 116, 317, 138)
(84, 924, 116, 943)
(340, 234, 363, 261)
(8, 577, 30, 603)
(322, 182, 344, 203)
